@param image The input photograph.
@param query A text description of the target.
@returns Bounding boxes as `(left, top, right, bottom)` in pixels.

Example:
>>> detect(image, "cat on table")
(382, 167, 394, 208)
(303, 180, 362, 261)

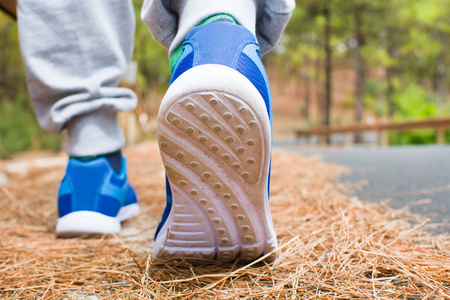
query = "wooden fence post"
(379, 130, 389, 146)
(436, 128, 445, 144)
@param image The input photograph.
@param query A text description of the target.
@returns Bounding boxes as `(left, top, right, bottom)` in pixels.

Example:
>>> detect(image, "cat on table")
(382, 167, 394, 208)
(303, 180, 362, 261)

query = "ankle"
(66, 112, 125, 159)
(71, 150, 123, 174)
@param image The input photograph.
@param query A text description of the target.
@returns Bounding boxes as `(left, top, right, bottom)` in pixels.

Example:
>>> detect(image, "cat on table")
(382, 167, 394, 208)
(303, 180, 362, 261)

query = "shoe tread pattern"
(156, 91, 275, 263)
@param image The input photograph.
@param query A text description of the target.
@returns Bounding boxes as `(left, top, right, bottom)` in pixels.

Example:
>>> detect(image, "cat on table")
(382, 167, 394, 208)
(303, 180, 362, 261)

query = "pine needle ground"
(0, 141, 449, 299)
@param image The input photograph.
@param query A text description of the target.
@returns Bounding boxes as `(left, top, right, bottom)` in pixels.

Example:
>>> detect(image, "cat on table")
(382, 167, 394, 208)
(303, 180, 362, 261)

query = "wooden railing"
(295, 117, 450, 146)
(0, 0, 16, 19)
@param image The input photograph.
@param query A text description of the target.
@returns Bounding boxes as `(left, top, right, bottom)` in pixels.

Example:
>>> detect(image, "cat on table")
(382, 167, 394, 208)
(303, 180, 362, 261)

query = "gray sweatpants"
(17, 0, 294, 157)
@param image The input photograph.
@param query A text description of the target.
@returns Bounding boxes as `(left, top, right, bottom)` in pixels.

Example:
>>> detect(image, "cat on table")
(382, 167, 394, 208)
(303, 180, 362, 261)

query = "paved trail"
(274, 140, 450, 234)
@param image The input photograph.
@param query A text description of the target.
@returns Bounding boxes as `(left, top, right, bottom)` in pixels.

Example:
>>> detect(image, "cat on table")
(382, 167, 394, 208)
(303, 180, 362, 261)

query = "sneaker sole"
(56, 203, 140, 237)
(154, 64, 277, 263)
(117, 203, 141, 222)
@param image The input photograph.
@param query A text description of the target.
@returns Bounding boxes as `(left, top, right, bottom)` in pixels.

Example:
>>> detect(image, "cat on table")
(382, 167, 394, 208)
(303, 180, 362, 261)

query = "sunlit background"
(1, 0, 449, 157)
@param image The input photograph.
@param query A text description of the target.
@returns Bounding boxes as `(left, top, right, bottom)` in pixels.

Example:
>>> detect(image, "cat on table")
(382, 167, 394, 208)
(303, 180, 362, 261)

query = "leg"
(142, 0, 294, 262)
(18, 0, 136, 156)
(141, 0, 295, 56)
(18, 0, 140, 236)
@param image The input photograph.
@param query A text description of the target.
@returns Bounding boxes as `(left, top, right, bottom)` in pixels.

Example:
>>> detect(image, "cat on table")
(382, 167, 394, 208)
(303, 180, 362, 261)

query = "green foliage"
(0, 13, 27, 101)
(0, 11, 52, 157)
(392, 83, 437, 120)
(389, 83, 440, 145)
(0, 98, 61, 158)
(364, 78, 442, 145)
(132, 0, 170, 93)
(342, 96, 354, 109)
(389, 130, 436, 145)
(0, 11, 60, 157)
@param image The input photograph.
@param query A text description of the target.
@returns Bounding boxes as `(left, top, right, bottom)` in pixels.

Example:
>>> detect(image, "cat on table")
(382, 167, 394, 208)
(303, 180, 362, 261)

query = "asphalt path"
(274, 140, 450, 234)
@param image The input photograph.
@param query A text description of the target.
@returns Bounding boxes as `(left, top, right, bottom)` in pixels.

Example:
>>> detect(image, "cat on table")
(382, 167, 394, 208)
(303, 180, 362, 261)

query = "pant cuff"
(66, 112, 125, 157)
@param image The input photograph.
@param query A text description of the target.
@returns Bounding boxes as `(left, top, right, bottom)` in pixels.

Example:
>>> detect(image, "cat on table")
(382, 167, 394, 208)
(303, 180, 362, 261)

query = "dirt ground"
(0, 141, 449, 299)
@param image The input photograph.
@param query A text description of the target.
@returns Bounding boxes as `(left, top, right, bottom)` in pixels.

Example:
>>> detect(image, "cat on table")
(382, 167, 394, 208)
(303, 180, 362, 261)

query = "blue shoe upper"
(58, 156, 137, 218)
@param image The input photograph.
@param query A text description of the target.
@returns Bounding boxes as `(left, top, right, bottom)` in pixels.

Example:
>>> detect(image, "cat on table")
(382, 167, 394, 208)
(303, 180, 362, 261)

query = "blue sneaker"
(56, 156, 140, 236)
(154, 20, 277, 262)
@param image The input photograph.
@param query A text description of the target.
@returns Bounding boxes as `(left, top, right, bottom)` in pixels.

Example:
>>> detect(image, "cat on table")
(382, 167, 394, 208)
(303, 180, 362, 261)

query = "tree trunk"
(323, 4, 332, 144)
(314, 57, 323, 124)
(386, 67, 395, 117)
(435, 32, 446, 110)
(353, 6, 365, 144)
(385, 30, 395, 118)
(303, 56, 311, 119)
(376, 66, 385, 117)
(377, 31, 387, 118)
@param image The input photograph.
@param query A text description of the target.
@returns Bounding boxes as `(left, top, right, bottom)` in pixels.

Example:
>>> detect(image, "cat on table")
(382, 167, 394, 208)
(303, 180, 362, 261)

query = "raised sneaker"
(154, 20, 277, 263)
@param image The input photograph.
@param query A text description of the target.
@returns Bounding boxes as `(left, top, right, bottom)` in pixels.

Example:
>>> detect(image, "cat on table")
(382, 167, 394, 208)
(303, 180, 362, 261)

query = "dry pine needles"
(0, 141, 449, 299)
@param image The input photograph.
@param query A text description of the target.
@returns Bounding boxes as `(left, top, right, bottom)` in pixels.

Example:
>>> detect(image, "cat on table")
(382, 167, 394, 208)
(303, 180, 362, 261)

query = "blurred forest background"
(0, 0, 449, 157)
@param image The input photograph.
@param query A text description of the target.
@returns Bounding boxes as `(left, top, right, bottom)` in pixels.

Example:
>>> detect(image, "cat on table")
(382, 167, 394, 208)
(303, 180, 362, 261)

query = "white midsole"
(56, 203, 140, 235)
(117, 203, 140, 222)
(56, 211, 120, 235)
